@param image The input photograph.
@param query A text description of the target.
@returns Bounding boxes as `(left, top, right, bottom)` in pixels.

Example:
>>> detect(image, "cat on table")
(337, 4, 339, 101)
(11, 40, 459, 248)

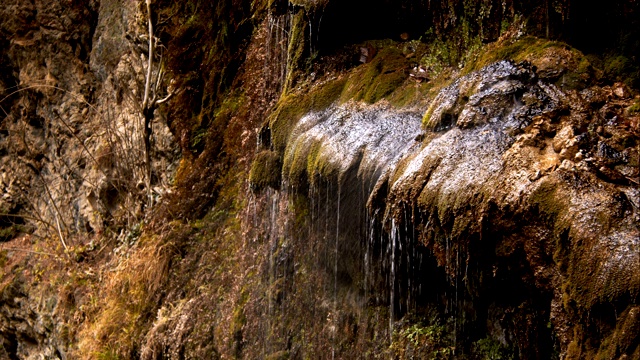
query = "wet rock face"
(283, 102, 422, 189)
(276, 59, 639, 358)
(389, 63, 638, 357)
(0, 0, 638, 359)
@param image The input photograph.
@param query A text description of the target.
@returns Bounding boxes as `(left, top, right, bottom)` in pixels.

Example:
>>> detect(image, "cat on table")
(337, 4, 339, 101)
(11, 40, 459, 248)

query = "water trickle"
(265, 7, 293, 96)
(389, 218, 398, 337)
(284, 102, 422, 197)
(364, 209, 378, 307)
(332, 182, 340, 360)
(263, 187, 281, 356)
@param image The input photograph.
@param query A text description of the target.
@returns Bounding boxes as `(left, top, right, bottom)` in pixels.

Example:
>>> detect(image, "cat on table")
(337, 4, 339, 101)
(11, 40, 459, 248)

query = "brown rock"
(613, 82, 631, 99)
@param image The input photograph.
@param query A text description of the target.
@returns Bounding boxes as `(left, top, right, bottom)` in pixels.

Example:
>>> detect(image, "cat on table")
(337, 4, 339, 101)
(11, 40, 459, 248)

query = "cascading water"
(334, 183, 340, 301)
(265, 5, 293, 96)
(389, 218, 398, 337)
(250, 55, 639, 358)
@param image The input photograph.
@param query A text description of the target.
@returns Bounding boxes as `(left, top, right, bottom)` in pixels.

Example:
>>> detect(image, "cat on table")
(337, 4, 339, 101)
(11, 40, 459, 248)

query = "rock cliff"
(0, 0, 638, 359)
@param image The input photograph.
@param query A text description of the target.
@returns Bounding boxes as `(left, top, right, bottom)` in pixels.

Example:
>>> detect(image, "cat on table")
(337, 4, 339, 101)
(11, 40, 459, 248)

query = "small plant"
(472, 337, 515, 360)
(627, 100, 640, 115)
(390, 320, 452, 359)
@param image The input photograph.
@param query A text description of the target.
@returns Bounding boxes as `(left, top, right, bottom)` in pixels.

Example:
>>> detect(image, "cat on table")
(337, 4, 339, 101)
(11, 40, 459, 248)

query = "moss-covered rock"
(341, 47, 409, 104)
(465, 36, 596, 90)
(249, 150, 283, 192)
(268, 77, 347, 153)
(282, 9, 308, 95)
(269, 44, 414, 157)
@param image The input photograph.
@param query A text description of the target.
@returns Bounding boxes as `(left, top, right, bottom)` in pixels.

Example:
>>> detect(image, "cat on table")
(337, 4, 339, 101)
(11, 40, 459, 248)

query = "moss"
(595, 307, 640, 359)
(305, 141, 327, 178)
(556, 56, 593, 90)
(249, 150, 282, 192)
(529, 179, 568, 227)
(290, 193, 310, 229)
(363, 71, 408, 103)
(283, 140, 313, 188)
(422, 105, 435, 128)
(566, 340, 582, 359)
(0, 250, 7, 268)
(389, 319, 453, 359)
(463, 36, 594, 91)
(340, 47, 409, 104)
(472, 337, 516, 360)
(627, 100, 640, 116)
(231, 291, 249, 354)
(96, 349, 122, 360)
(269, 93, 311, 153)
(464, 36, 539, 72)
(604, 55, 632, 81)
(387, 81, 433, 108)
(270, 44, 414, 159)
(283, 10, 308, 94)
(595, 53, 640, 89)
(269, 78, 346, 153)
(283, 138, 339, 189)
(311, 77, 347, 109)
(190, 128, 207, 154)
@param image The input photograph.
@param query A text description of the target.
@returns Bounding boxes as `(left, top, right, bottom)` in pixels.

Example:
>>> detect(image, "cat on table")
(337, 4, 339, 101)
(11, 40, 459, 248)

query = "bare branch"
(0, 213, 55, 229)
(0, 246, 57, 257)
(155, 91, 174, 105)
(20, 159, 70, 256)
(142, 0, 154, 112)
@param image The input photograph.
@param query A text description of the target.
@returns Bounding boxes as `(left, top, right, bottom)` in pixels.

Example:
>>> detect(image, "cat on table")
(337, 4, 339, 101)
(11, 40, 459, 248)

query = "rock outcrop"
(0, 0, 638, 359)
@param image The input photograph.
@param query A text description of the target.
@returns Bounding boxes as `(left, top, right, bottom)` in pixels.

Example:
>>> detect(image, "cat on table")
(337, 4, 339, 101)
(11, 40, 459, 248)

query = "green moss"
(289, 193, 310, 229)
(283, 138, 339, 189)
(312, 78, 348, 109)
(340, 47, 409, 104)
(602, 54, 640, 88)
(283, 139, 314, 188)
(529, 179, 568, 224)
(269, 44, 421, 188)
(231, 291, 248, 351)
(529, 179, 574, 273)
(269, 94, 311, 153)
(555, 56, 593, 90)
(567, 340, 582, 359)
(422, 104, 435, 128)
(0, 250, 7, 268)
(363, 71, 408, 103)
(465, 36, 539, 72)
(387, 81, 433, 108)
(604, 55, 632, 81)
(472, 337, 516, 360)
(270, 45, 415, 158)
(283, 10, 308, 94)
(269, 78, 346, 153)
(389, 319, 453, 359)
(627, 100, 640, 116)
(249, 150, 282, 192)
(305, 141, 325, 177)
